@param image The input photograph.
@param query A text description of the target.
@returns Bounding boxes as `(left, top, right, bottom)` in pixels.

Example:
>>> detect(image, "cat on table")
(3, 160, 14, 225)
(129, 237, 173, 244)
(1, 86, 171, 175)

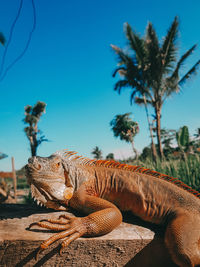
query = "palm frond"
(111, 44, 147, 93)
(134, 96, 152, 106)
(146, 22, 160, 55)
(111, 44, 132, 65)
(179, 59, 200, 86)
(145, 22, 161, 82)
(130, 89, 139, 104)
(170, 44, 197, 81)
(112, 67, 127, 77)
(161, 16, 178, 70)
(114, 79, 130, 94)
(124, 22, 146, 66)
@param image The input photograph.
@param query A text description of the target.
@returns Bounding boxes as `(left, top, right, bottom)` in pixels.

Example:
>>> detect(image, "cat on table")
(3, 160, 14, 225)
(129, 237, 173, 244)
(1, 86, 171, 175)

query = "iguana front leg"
(30, 193, 122, 258)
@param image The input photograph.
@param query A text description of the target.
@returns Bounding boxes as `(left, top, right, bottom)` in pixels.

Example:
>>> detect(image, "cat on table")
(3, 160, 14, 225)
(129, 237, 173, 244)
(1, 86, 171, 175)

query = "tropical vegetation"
(110, 113, 139, 159)
(111, 16, 200, 160)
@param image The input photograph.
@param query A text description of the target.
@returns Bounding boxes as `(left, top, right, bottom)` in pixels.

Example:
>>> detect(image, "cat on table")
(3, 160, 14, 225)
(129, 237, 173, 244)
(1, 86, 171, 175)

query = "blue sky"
(0, 0, 199, 170)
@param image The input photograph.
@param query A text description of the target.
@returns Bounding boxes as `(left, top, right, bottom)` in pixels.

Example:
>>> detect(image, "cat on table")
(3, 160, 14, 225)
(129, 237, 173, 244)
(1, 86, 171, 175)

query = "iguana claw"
(35, 247, 44, 261)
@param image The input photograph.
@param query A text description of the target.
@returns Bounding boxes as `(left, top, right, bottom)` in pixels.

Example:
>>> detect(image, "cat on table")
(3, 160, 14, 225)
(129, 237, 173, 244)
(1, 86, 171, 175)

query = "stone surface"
(0, 204, 177, 267)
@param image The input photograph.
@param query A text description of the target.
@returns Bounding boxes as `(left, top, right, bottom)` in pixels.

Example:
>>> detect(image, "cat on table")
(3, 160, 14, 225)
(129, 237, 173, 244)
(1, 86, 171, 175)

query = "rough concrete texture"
(0, 204, 177, 267)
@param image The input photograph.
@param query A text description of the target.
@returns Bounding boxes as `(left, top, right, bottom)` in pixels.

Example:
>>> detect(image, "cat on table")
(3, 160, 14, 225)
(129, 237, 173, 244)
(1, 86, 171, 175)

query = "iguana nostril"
(28, 157, 41, 170)
(35, 163, 41, 170)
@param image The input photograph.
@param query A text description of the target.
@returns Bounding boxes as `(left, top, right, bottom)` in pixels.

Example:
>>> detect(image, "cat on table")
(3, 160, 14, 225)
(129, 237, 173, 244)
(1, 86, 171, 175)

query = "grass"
(130, 154, 200, 192)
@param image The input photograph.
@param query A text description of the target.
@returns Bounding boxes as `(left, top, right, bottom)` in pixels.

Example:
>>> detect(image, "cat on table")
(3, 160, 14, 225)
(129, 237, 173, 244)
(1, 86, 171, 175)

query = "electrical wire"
(0, 0, 23, 78)
(0, 0, 36, 82)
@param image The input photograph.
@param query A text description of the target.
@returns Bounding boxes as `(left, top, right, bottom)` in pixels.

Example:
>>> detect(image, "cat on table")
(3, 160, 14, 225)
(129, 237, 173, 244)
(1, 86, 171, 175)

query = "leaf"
(176, 126, 189, 148)
(134, 96, 152, 105)
(179, 59, 200, 86)
(124, 22, 146, 66)
(170, 44, 197, 81)
(161, 16, 178, 70)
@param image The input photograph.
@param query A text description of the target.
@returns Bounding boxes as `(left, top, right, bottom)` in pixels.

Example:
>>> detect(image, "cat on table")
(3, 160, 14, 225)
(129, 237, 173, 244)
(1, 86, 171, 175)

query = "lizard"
(25, 150, 200, 267)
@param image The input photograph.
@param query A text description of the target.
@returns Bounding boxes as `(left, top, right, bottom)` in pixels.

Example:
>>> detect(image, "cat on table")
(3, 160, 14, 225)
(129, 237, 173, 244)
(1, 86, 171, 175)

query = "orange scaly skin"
(25, 151, 200, 267)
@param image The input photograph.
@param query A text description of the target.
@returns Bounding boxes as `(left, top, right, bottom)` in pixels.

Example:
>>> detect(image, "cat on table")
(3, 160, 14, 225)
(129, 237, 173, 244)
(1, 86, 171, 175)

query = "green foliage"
(139, 146, 153, 161)
(22, 190, 35, 205)
(110, 113, 139, 143)
(110, 113, 139, 159)
(176, 126, 190, 148)
(17, 177, 29, 189)
(112, 16, 200, 159)
(130, 155, 200, 192)
(106, 153, 114, 160)
(91, 146, 102, 159)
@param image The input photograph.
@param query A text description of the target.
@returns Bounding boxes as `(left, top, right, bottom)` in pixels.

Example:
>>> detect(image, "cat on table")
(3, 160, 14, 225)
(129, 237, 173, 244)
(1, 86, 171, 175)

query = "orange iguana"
(25, 150, 200, 267)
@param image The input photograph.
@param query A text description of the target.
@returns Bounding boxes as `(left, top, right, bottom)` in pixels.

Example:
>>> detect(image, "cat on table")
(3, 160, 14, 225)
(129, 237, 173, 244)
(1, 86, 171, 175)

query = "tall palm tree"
(110, 113, 139, 159)
(111, 17, 200, 159)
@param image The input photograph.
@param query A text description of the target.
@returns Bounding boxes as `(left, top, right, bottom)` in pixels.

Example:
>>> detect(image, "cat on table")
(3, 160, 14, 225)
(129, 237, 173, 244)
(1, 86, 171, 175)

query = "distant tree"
(91, 146, 102, 159)
(23, 101, 48, 157)
(110, 113, 139, 159)
(160, 128, 176, 158)
(139, 146, 153, 161)
(106, 153, 114, 160)
(112, 16, 200, 160)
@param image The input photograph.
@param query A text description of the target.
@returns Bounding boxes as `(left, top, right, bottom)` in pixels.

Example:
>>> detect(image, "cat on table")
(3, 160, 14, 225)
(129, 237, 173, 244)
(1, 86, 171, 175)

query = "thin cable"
(0, 0, 36, 82)
(0, 0, 24, 77)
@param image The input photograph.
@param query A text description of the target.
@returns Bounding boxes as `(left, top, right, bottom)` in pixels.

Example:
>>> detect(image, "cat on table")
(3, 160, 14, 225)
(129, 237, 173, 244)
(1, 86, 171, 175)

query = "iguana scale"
(25, 150, 200, 267)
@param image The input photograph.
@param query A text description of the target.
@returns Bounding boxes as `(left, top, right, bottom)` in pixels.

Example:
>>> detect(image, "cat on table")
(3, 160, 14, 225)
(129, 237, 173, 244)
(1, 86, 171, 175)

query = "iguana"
(25, 150, 200, 267)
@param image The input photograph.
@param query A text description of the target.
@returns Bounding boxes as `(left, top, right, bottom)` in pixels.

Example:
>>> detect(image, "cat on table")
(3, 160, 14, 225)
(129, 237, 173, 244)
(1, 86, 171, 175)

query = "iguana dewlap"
(25, 150, 200, 267)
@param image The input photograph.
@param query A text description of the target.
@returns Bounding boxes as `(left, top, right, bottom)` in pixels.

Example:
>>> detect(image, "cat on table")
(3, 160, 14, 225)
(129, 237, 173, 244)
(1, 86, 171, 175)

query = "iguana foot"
(29, 214, 87, 260)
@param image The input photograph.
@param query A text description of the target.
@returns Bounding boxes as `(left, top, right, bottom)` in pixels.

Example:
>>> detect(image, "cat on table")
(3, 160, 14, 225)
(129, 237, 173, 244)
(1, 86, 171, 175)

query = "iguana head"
(25, 154, 74, 210)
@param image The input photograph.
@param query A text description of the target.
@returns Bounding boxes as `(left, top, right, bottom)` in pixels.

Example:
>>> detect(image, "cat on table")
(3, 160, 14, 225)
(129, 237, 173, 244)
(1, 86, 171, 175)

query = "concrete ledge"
(0, 204, 177, 267)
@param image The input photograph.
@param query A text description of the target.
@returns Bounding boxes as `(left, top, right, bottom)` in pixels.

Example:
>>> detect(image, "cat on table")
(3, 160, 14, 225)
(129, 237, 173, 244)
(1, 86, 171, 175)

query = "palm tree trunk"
(31, 132, 38, 157)
(155, 106, 164, 159)
(31, 144, 36, 157)
(143, 95, 157, 161)
(131, 140, 138, 160)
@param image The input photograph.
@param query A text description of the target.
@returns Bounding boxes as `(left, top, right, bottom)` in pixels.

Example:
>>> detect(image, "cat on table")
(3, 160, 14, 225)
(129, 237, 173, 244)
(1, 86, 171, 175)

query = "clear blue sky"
(0, 0, 199, 170)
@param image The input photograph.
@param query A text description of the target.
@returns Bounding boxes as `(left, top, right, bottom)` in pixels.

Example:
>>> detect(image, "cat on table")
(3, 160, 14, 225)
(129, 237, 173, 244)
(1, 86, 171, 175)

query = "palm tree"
(111, 17, 200, 159)
(110, 113, 139, 159)
(23, 101, 48, 156)
(91, 146, 102, 159)
(111, 26, 157, 161)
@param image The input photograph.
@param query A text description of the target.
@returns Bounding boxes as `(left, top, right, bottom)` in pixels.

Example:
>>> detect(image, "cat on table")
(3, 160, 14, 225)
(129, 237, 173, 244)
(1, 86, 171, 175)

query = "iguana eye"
(56, 162, 61, 168)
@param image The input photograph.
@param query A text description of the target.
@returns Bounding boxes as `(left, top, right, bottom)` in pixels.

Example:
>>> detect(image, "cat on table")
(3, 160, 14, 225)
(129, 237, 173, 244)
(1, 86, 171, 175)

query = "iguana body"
(25, 150, 200, 267)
